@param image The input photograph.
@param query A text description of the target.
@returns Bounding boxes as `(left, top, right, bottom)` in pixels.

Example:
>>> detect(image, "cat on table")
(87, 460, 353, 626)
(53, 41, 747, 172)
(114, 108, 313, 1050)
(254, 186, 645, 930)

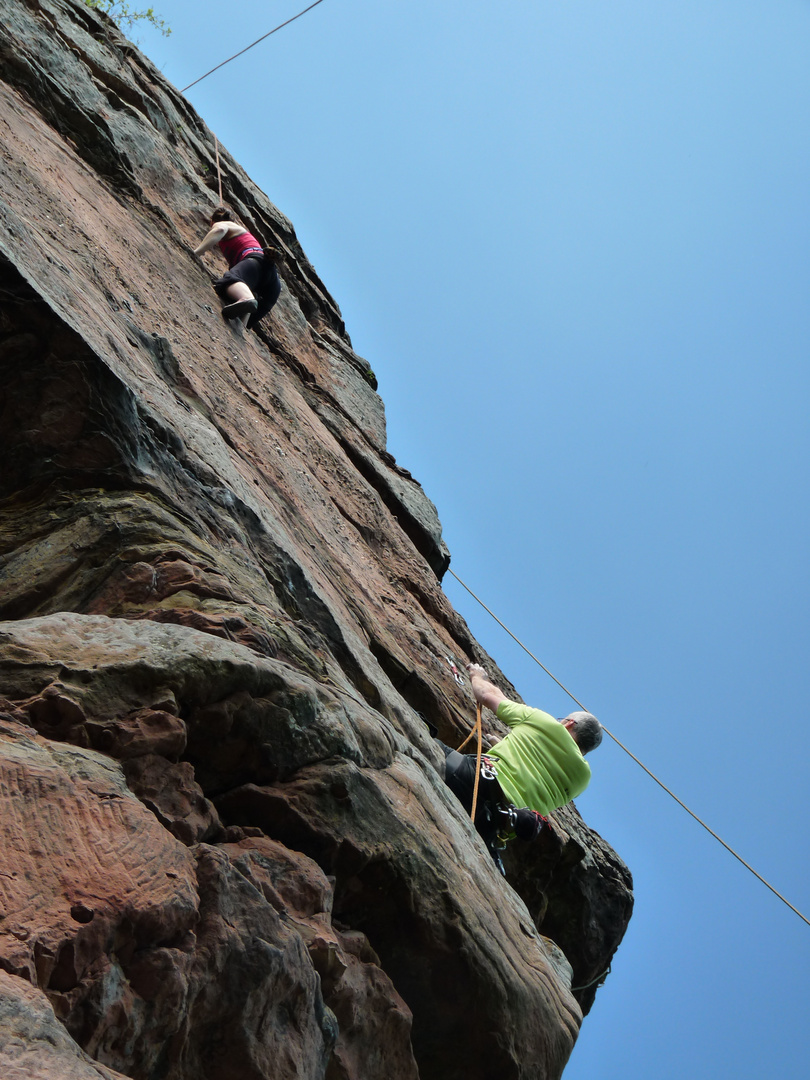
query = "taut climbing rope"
(181, 0, 329, 93)
(214, 134, 223, 203)
(446, 566, 810, 929)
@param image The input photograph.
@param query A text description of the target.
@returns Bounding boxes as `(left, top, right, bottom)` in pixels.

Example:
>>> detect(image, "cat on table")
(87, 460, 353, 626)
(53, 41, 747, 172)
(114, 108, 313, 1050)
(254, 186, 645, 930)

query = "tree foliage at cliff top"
(84, 0, 170, 36)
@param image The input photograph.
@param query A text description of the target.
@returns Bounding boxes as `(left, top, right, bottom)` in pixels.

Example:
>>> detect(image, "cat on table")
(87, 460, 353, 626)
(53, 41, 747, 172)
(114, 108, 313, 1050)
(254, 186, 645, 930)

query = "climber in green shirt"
(472, 665, 597, 814)
(439, 664, 602, 873)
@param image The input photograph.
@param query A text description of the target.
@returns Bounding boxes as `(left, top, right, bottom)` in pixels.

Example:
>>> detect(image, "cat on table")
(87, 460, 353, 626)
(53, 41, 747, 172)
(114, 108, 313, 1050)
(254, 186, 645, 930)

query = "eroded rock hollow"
(0, 1, 633, 1077)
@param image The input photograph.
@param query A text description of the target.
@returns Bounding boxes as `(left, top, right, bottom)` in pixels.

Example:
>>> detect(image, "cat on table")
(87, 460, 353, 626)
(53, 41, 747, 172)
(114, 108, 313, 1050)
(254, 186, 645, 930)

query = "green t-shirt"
(486, 700, 591, 814)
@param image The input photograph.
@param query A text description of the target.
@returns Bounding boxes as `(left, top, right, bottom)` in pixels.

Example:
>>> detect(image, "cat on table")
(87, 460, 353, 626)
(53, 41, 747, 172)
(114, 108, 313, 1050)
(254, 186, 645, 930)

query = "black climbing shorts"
(440, 744, 505, 826)
(214, 254, 266, 297)
(214, 255, 281, 328)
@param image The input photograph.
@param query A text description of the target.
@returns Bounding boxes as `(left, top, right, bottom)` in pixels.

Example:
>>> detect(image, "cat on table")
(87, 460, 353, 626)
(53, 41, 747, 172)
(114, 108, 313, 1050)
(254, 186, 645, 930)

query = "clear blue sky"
(137, 3, 810, 1076)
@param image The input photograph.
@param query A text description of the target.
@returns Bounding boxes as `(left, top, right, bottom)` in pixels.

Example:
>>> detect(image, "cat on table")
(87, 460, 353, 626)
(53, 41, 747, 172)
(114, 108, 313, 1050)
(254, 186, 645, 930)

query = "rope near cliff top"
(181, 0, 329, 93)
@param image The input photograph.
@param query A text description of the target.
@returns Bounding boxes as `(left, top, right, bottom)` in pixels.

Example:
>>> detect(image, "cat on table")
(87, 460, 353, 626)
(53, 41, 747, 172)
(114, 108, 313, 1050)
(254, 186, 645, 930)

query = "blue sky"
(136, 3, 810, 1076)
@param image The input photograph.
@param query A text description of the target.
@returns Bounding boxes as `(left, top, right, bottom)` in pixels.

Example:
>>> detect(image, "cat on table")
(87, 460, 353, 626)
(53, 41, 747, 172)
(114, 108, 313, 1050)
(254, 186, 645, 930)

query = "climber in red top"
(194, 207, 281, 328)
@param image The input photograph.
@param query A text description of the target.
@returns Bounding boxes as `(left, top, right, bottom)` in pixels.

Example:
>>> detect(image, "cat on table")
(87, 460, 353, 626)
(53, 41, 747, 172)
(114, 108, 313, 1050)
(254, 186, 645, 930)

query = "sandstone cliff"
(0, 1, 633, 1077)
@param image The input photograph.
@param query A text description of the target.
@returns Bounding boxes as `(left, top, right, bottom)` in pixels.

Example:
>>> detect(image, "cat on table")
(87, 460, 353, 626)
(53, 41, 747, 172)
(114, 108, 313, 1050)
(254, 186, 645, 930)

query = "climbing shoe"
(222, 298, 258, 320)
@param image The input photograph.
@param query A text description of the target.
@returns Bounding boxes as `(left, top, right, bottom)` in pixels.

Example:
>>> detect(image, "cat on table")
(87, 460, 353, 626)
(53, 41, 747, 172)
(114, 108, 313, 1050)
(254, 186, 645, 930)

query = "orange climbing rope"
(453, 699, 484, 821)
(469, 702, 483, 823)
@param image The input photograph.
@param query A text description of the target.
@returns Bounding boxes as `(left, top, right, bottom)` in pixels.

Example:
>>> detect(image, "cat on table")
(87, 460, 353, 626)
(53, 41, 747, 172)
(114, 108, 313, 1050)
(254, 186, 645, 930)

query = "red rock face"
(0, 1, 633, 1078)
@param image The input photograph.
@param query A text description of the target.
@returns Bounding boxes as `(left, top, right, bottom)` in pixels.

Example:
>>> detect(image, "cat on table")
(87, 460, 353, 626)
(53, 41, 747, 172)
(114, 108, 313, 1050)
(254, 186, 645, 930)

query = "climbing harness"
(446, 567, 810, 929)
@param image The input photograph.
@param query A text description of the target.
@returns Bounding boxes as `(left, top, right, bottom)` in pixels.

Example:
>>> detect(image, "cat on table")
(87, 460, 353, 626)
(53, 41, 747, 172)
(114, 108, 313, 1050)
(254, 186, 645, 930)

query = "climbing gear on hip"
(471, 753, 547, 875)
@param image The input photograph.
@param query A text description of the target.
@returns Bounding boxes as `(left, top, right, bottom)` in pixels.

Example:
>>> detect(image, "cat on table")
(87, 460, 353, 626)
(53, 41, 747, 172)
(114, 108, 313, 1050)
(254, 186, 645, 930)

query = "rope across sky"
(181, 0, 329, 94)
(173, 1, 809, 932)
(446, 566, 810, 929)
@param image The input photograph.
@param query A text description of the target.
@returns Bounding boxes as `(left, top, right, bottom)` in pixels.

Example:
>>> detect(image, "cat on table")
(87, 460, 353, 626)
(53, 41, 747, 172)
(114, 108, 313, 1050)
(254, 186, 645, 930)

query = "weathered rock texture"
(0, 1, 633, 1077)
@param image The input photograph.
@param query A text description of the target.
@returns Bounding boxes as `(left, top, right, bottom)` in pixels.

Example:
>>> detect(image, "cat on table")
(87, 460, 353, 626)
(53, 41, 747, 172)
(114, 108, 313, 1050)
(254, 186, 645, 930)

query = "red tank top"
(218, 230, 263, 268)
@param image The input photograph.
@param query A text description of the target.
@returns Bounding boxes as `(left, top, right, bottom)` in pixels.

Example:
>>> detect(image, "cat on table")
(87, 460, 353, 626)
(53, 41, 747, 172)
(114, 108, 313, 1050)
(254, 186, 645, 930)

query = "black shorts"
(214, 255, 282, 328)
(214, 254, 266, 297)
(440, 744, 505, 826)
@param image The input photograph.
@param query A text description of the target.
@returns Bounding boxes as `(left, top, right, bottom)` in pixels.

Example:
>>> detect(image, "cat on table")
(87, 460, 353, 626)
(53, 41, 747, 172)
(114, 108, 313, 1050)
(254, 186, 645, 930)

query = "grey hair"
(564, 711, 603, 754)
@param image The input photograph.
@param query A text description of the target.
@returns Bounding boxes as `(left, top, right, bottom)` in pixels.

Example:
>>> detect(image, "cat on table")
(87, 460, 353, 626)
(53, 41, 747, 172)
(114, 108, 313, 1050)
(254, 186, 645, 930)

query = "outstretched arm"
(193, 222, 228, 256)
(466, 663, 508, 713)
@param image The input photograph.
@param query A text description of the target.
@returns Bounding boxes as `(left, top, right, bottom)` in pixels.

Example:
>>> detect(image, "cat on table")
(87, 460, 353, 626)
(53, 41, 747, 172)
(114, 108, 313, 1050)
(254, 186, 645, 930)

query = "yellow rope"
(456, 712, 477, 752)
(469, 702, 483, 823)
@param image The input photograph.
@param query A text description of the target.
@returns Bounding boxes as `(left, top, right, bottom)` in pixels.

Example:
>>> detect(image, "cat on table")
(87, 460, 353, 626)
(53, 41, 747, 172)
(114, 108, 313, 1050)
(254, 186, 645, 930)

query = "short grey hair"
(564, 711, 603, 754)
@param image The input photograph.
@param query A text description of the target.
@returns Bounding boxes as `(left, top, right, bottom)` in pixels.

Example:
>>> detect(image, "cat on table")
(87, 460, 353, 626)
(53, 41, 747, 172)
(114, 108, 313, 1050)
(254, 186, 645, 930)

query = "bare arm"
(193, 222, 229, 256)
(466, 663, 508, 714)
